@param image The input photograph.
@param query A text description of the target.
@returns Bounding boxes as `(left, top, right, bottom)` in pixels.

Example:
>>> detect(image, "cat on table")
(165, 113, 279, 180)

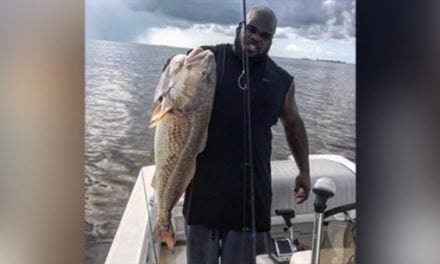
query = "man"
(181, 6, 311, 264)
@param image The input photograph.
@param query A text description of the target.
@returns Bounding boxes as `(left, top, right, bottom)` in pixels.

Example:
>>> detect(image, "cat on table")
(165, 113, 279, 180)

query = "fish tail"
(153, 215, 176, 251)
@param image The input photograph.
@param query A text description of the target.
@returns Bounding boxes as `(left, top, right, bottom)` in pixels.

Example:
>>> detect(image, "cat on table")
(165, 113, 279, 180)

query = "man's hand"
(294, 172, 311, 204)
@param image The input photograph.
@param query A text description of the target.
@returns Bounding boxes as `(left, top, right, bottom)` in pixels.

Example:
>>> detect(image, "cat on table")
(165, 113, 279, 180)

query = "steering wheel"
(324, 203, 356, 221)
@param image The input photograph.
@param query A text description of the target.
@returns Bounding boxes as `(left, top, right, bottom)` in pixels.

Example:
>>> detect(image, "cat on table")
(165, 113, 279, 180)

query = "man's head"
(234, 6, 277, 62)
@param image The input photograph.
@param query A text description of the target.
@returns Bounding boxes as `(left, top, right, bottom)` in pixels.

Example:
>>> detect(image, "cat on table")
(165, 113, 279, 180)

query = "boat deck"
(105, 154, 356, 264)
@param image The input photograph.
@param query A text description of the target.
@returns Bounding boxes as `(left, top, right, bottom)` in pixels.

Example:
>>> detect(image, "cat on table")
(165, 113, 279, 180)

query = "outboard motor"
(310, 177, 336, 264)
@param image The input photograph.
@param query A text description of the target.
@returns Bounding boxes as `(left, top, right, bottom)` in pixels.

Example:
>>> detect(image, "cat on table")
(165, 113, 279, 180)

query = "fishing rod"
(238, 0, 257, 263)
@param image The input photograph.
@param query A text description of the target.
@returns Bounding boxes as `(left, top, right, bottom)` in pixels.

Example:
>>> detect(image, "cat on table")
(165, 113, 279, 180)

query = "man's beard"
(233, 33, 268, 65)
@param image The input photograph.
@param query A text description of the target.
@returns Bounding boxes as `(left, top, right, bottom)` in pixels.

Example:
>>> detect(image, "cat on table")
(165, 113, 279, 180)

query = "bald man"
(181, 6, 311, 263)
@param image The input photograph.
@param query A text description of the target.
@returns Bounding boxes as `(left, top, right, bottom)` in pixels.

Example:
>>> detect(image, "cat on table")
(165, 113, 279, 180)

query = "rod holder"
(311, 177, 335, 264)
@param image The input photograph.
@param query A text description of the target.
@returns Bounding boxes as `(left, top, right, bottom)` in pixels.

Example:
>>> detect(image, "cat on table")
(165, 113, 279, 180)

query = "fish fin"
(154, 221, 176, 252)
(149, 103, 173, 127)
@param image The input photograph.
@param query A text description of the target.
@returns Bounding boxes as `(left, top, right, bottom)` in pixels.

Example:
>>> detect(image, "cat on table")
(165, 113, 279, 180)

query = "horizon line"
(86, 38, 355, 65)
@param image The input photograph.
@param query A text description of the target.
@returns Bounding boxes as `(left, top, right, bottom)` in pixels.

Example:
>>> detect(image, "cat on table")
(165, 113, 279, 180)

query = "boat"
(104, 154, 356, 264)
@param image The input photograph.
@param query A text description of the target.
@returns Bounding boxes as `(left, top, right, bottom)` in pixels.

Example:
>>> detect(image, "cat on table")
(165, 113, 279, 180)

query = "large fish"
(149, 47, 216, 251)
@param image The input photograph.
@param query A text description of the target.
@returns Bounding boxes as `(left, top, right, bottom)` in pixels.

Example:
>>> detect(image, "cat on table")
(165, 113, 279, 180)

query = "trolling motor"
(310, 177, 336, 264)
(269, 209, 297, 263)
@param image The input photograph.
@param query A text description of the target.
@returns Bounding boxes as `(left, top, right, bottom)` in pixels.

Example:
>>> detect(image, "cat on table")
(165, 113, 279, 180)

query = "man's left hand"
(294, 172, 311, 204)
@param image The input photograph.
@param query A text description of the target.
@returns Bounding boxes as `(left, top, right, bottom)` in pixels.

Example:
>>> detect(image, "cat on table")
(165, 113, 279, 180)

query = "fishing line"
(240, 70, 248, 264)
(239, 0, 257, 263)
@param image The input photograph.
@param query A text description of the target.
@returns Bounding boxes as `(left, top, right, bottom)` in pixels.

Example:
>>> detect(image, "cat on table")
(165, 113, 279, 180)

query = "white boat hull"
(105, 154, 356, 264)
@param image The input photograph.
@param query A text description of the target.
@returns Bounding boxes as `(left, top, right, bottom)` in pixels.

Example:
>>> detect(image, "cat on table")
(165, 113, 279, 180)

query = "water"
(85, 39, 355, 263)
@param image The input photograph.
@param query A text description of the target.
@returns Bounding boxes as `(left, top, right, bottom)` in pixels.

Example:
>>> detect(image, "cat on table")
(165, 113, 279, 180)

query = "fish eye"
(201, 71, 207, 76)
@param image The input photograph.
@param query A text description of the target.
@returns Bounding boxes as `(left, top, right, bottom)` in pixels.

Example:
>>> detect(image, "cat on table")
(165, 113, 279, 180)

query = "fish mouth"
(199, 50, 215, 68)
(186, 49, 214, 66)
(202, 51, 214, 62)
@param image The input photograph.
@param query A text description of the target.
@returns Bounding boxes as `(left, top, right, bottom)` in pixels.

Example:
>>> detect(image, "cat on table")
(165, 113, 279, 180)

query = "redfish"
(150, 47, 216, 250)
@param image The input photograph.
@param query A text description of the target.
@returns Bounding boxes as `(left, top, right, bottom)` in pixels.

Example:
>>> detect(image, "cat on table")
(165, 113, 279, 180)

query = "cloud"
(285, 44, 306, 52)
(86, 0, 192, 42)
(86, 0, 356, 62)
(120, 0, 355, 40)
(125, 0, 241, 25)
(134, 24, 235, 48)
(273, 0, 355, 39)
(274, 27, 296, 39)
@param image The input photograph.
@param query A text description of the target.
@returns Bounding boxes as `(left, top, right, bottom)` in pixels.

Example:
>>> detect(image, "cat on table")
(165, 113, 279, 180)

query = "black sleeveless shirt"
(183, 44, 293, 232)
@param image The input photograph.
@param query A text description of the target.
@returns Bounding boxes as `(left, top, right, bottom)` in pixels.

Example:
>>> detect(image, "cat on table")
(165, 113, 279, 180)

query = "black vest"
(183, 44, 293, 231)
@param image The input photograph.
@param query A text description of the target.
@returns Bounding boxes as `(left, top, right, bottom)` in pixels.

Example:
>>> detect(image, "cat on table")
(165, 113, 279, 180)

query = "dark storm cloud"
(126, 0, 242, 24)
(124, 0, 355, 40)
(256, 0, 356, 39)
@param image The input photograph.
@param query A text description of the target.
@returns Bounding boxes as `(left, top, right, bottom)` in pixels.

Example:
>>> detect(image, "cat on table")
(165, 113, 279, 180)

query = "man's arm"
(280, 80, 311, 204)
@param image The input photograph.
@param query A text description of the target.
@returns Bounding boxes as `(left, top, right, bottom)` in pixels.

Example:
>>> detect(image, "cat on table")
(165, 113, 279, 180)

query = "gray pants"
(185, 223, 270, 264)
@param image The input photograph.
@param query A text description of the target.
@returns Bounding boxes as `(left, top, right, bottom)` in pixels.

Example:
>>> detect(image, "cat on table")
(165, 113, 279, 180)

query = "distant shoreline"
(86, 38, 355, 65)
(300, 57, 347, 64)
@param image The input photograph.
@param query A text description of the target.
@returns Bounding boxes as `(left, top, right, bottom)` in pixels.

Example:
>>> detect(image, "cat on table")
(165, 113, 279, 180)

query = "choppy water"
(85, 39, 355, 263)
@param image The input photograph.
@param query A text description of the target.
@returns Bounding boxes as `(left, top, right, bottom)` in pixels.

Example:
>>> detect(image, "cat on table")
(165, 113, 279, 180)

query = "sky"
(86, 0, 355, 63)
